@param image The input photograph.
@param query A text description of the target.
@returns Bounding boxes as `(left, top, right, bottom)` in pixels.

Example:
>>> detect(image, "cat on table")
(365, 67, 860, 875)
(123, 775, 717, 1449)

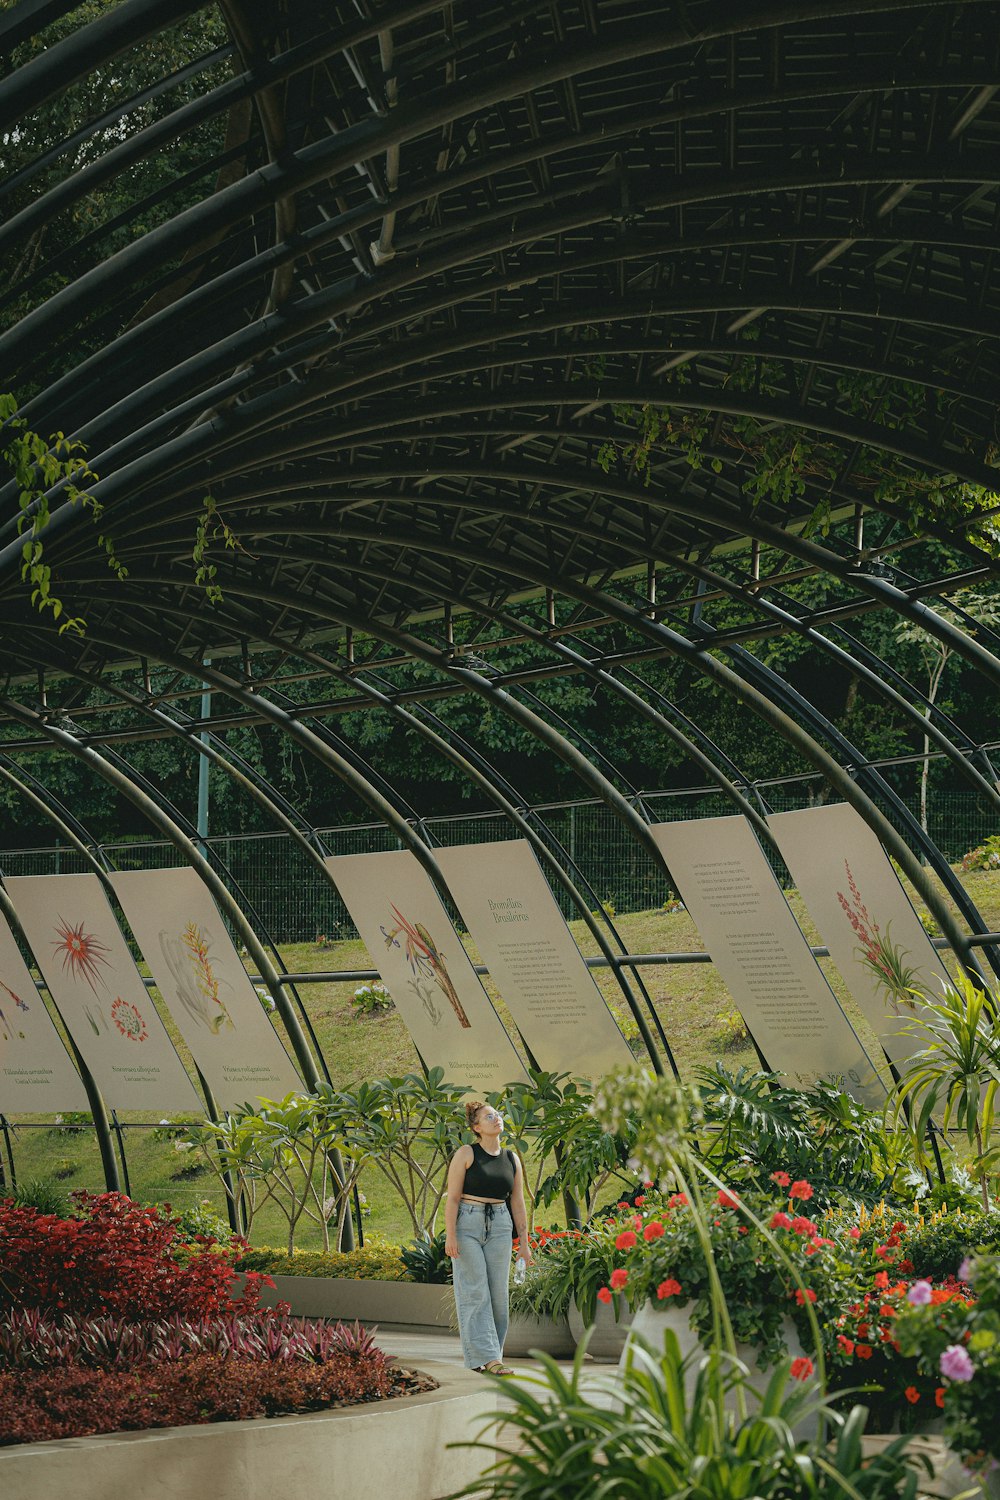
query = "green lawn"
(8, 864, 1000, 1249)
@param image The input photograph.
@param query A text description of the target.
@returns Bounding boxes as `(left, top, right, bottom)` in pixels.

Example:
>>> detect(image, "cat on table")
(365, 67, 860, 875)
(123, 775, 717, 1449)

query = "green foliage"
(314, 1067, 468, 1238)
(901, 1210, 1000, 1282)
(961, 834, 1000, 872)
(454, 1333, 931, 1499)
(5, 1176, 75, 1217)
(530, 1074, 641, 1214)
(696, 1067, 908, 1205)
(399, 1229, 452, 1284)
(234, 1236, 406, 1281)
(187, 1090, 364, 1254)
(596, 357, 1000, 553)
(886, 973, 1000, 1211)
(349, 980, 394, 1016)
(144, 1199, 233, 1246)
(0, 393, 126, 634)
(192, 494, 248, 604)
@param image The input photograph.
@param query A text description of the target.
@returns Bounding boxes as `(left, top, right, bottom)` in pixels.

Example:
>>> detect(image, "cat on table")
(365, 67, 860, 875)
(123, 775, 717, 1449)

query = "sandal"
(480, 1359, 515, 1376)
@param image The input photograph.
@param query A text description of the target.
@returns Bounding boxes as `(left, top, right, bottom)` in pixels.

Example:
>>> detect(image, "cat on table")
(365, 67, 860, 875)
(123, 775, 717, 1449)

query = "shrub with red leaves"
(0, 1350, 394, 1447)
(0, 1192, 269, 1320)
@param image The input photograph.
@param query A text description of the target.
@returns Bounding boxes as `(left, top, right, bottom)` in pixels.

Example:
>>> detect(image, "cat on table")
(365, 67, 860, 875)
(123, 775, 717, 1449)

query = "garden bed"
(0, 1360, 496, 1500)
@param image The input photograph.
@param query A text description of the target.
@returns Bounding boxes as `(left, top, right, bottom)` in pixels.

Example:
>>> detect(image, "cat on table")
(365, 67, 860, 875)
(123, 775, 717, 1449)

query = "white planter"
(568, 1295, 634, 1361)
(621, 1300, 815, 1409)
(503, 1312, 575, 1359)
(0, 1360, 498, 1500)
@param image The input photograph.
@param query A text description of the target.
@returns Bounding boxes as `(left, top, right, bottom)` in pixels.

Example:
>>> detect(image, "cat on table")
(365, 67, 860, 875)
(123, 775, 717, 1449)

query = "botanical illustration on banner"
(52, 915, 112, 1034)
(0, 979, 29, 1043)
(157, 923, 236, 1034)
(836, 861, 920, 1016)
(380, 904, 471, 1029)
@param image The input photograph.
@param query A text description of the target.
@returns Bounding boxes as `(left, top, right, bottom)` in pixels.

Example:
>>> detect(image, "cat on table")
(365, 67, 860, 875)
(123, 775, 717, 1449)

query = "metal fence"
(0, 785, 994, 945)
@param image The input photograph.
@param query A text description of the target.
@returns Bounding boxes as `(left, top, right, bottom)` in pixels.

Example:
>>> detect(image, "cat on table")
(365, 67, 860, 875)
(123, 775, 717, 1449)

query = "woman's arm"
(444, 1145, 472, 1258)
(509, 1155, 533, 1264)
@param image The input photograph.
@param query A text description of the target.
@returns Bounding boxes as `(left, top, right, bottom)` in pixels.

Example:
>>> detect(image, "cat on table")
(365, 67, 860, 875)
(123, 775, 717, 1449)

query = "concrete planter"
(621, 1301, 815, 1412)
(503, 1311, 575, 1359)
(0, 1361, 498, 1500)
(568, 1295, 633, 1361)
(240, 1273, 455, 1330)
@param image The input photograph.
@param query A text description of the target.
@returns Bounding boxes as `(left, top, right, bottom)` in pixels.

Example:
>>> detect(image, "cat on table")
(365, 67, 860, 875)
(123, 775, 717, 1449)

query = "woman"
(444, 1099, 533, 1374)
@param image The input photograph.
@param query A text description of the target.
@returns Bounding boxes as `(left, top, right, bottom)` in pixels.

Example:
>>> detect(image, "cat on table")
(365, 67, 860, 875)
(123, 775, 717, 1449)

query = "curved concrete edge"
(0, 1361, 500, 1500)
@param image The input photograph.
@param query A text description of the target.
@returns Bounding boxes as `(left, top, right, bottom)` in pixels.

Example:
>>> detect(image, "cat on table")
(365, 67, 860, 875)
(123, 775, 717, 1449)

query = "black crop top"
(463, 1142, 517, 1198)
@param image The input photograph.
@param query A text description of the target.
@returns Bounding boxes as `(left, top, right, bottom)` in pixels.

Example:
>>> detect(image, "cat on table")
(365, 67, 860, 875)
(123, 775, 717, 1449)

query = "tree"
(896, 590, 1000, 835)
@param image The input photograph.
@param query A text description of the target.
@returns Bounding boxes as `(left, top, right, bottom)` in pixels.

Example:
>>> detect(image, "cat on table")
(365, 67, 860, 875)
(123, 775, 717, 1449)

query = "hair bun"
(465, 1100, 485, 1129)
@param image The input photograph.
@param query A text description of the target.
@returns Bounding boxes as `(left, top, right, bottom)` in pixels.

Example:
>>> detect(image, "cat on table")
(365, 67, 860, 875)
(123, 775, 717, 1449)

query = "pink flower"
(907, 1280, 933, 1307)
(957, 1257, 973, 1283)
(615, 1230, 637, 1251)
(610, 1268, 628, 1291)
(940, 1345, 974, 1383)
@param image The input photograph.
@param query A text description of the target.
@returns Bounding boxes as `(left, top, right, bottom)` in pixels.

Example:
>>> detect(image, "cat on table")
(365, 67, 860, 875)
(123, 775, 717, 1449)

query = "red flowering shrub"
(0, 1192, 268, 1320)
(0, 1350, 394, 1447)
(828, 1277, 970, 1432)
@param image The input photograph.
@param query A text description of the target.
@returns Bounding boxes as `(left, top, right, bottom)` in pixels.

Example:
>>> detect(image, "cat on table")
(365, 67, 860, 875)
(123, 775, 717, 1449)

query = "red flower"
(615, 1230, 637, 1251)
(794, 1288, 817, 1305)
(610, 1268, 628, 1290)
(597, 1287, 613, 1304)
(643, 1221, 665, 1242)
(935, 1387, 945, 1409)
(770, 1171, 791, 1187)
(904, 1387, 920, 1405)
(847, 1227, 861, 1240)
(616, 1201, 628, 1210)
(856, 1344, 873, 1360)
(789, 1180, 813, 1201)
(656, 1277, 683, 1300)
(634, 1196, 646, 1207)
(873, 1271, 890, 1289)
(770, 1211, 793, 1230)
(836, 1335, 855, 1356)
(717, 1189, 740, 1210)
(899, 1259, 914, 1274)
(874, 1244, 891, 1260)
(790, 1216, 817, 1237)
(790, 1357, 814, 1381)
(667, 1193, 688, 1209)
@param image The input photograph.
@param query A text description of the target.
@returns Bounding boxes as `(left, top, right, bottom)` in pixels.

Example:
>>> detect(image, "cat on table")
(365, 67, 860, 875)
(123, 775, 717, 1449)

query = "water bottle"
(513, 1255, 527, 1285)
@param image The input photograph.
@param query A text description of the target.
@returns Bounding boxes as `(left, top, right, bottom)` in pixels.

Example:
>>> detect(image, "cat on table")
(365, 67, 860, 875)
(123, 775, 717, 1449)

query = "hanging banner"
(0, 909, 89, 1113)
(109, 867, 301, 1110)
(768, 803, 953, 1067)
(325, 850, 528, 1094)
(649, 816, 884, 1103)
(435, 839, 633, 1080)
(4, 874, 200, 1113)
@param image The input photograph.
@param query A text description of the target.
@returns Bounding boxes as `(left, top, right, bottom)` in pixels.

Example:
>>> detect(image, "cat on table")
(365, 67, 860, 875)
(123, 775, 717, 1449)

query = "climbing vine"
(593, 343, 1000, 555)
(193, 494, 248, 605)
(1, 393, 127, 635)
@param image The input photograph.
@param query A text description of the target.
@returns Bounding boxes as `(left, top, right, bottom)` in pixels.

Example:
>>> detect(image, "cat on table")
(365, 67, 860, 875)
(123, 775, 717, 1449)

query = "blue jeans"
(453, 1201, 513, 1368)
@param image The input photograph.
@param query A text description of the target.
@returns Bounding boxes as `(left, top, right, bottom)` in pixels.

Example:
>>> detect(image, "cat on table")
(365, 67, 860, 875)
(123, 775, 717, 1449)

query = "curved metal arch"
(0, 693, 326, 1093)
(22, 261, 1000, 562)
(6, 0, 979, 377)
(129, 534, 982, 972)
